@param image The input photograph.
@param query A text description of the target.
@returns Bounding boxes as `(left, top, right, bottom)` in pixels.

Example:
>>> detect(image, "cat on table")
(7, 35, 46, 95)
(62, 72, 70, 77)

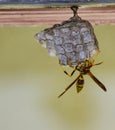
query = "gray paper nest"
(35, 6, 99, 67)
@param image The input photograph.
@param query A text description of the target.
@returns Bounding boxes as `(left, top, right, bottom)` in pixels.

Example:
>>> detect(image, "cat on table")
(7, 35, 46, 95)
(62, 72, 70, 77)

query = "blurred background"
(0, 25, 115, 130)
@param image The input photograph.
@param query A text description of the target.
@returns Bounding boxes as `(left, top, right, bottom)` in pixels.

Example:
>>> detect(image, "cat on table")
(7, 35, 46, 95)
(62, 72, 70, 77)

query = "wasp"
(58, 60, 107, 98)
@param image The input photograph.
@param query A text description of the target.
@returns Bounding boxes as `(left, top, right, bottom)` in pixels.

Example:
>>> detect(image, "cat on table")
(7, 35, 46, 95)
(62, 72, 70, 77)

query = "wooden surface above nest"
(0, 6, 115, 26)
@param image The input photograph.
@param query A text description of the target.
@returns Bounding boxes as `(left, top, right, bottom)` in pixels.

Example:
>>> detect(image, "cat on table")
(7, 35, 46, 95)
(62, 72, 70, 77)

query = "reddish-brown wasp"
(58, 60, 107, 98)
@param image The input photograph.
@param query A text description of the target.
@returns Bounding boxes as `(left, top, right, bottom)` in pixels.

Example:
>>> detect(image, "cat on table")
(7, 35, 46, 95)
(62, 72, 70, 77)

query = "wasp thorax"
(35, 6, 99, 67)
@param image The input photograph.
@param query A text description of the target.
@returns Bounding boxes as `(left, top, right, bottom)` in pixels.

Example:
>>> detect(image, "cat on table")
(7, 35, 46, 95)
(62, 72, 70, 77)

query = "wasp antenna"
(94, 61, 103, 66)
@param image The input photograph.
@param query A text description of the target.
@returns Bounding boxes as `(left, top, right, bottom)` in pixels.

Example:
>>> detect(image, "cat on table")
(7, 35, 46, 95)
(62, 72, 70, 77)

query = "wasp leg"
(60, 66, 77, 77)
(76, 74, 84, 93)
(88, 71, 107, 92)
(58, 74, 81, 98)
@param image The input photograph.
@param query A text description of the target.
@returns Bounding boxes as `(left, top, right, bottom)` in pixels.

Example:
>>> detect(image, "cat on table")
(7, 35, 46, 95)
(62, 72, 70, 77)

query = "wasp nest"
(35, 6, 99, 67)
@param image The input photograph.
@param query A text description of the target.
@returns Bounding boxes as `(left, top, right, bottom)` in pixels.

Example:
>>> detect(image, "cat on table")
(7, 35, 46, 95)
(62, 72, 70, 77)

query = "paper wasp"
(58, 60, 107, 98)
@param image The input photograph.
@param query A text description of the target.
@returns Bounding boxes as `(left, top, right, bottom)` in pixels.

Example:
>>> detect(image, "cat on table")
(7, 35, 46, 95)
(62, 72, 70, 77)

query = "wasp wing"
(88, 71, 107, 92)
(58, 74, 81, 98)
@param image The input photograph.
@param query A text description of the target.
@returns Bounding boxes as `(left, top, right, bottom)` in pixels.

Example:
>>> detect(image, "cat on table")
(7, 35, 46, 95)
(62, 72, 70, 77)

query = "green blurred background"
(0, 26, 115, 130)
